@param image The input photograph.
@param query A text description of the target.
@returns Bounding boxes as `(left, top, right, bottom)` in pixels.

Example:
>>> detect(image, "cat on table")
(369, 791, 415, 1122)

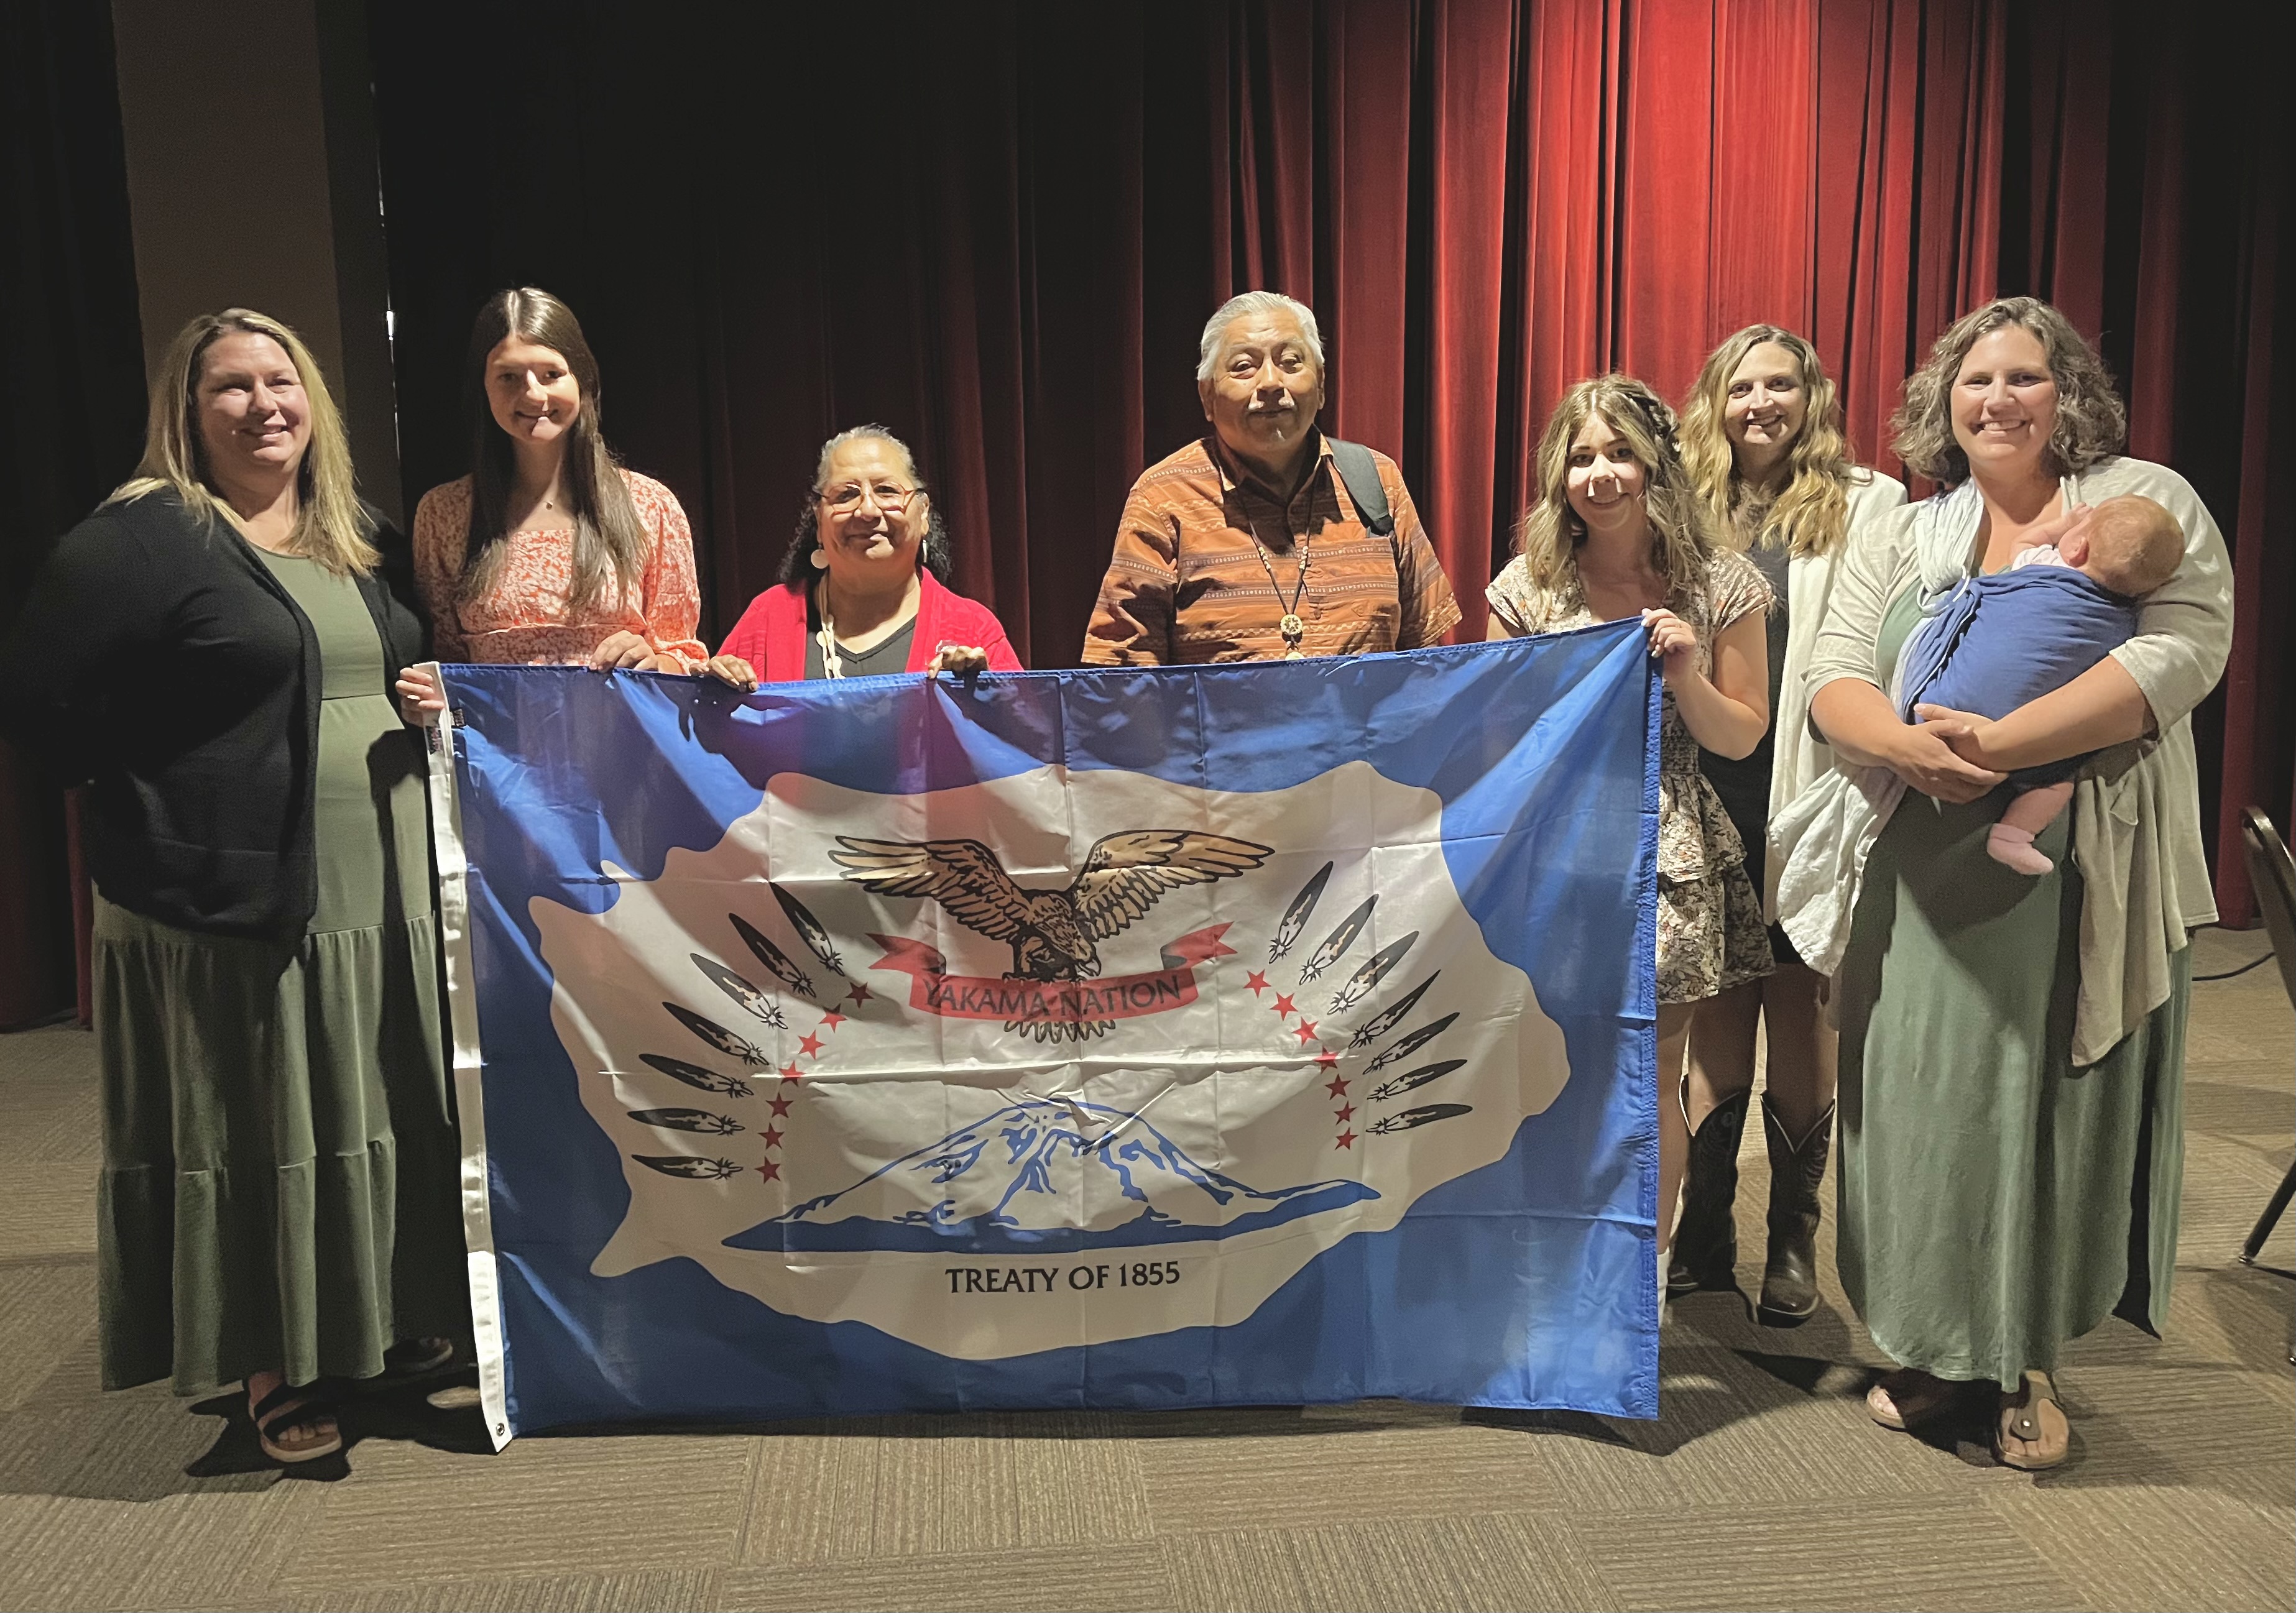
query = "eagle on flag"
(831, 830, 1269, 983)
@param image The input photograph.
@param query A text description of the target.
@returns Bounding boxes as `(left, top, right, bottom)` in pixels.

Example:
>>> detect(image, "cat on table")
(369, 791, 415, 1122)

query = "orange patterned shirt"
(1081, 434, 1462, 665)
(412, 469, 708, 668)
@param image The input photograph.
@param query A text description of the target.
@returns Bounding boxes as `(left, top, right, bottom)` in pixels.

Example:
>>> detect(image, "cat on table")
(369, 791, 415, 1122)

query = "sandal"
(1866, 1367, 1960, 1431)
(248, 1379, 343, 1465)
(1994, 1370, 2070, 1470)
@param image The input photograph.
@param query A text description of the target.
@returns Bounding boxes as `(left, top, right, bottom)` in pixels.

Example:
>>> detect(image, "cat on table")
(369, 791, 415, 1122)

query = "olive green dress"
(1833, 587, 2188, 1389)
(94, 549, 467, 1393)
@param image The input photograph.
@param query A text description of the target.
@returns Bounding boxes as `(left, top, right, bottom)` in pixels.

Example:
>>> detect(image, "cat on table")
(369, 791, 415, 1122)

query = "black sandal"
(248, 1379, 343, 1464)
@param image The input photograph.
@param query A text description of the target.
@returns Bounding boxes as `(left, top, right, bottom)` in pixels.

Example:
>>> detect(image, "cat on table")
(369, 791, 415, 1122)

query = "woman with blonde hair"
(1795, 296, 2230, 1467)
(1487, 374, 1775, 1266)
(0, 311, 466, 1464)
(1669, 326, 1904, 1326)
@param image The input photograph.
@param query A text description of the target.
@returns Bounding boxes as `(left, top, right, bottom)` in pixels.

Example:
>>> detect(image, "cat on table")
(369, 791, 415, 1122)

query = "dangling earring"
(809, 546, 829, 570)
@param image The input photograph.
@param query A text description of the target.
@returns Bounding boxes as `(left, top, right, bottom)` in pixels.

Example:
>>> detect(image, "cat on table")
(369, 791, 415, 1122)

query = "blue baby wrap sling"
(1896, 564, 2140, 788)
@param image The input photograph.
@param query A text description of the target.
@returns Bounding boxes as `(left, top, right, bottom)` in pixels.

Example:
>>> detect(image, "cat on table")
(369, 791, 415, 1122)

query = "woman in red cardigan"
(708, 426, 1021, 686)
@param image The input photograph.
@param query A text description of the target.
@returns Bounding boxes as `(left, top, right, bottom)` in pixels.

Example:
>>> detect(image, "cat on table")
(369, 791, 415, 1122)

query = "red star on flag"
(1334, 1129, 1357, 1151)
(819, 1011, 845, 1031)
(1293, 1019, 1320, 1044)
(780, 1062, 803, 1082)
(768, 1093, 793, 1116)
(761, 1125, 785, 1149)
(799, 1032, 824, 1057)
(1334, 1103, 1355, 1123)
(846, 981, 873, 1005)
(1272, 993, 1296, 1018)
(1324, 1075, 1350, 1098)
(1245, 970, 1270, 996)
(1312, 1049, 1340, 1070)
(758, 1159, 781, 1182)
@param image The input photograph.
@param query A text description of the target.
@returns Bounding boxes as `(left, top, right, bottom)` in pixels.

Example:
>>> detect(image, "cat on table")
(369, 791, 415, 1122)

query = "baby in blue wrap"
(1897, 494, 2186, 873)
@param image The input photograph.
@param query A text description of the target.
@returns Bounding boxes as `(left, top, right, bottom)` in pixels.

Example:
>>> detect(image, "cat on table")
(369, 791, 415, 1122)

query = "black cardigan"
(0, 488, 430, 943)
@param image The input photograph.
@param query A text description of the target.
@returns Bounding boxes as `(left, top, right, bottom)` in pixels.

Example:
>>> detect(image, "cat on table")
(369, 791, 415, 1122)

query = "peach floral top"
(412, 469, 708, 667)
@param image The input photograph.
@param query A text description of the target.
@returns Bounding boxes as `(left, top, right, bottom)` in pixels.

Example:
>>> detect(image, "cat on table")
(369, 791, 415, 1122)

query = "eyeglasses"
(818, 482, 919, 513)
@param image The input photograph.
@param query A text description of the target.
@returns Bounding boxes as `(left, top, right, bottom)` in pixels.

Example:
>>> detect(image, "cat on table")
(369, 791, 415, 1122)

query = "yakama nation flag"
(425, 623, 1661, 1446)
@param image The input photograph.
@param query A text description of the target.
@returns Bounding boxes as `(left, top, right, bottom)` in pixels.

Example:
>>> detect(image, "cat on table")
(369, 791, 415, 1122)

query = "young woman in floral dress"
(1487, 374, 1774, 1265)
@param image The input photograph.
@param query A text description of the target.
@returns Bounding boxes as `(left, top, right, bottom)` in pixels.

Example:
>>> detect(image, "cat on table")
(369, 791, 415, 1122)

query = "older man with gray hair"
(1082, 291, 1459, 664)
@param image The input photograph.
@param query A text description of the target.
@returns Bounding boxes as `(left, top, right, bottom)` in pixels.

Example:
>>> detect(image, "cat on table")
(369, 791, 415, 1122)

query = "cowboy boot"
(1758, 1093, 1835, 1326)
(1666, 1088, 1750, 1297)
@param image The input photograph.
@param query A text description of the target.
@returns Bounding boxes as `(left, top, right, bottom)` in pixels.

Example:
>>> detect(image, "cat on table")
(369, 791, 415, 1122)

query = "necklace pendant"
(1283, 648, 1304, 661)
(1278, 612, 1305, 640)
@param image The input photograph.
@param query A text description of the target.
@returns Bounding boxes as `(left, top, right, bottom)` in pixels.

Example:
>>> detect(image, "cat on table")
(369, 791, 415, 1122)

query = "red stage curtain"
(372, 0, 2019, 648)
(371, 0, 2284, 917)
(2, 1, 2281, 1029)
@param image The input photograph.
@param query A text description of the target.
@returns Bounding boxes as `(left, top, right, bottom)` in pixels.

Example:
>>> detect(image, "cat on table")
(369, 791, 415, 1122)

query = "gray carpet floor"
(1, 924, 2289, 1612)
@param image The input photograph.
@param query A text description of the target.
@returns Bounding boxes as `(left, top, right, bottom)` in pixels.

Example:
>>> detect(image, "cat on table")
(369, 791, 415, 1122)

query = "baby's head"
(2062, 495, 2184, 599)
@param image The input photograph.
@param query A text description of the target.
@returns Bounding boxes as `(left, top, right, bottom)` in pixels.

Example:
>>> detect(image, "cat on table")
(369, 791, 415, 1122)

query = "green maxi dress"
(94, 548, 468, 1393)
(1833, 587, 2188, 1390)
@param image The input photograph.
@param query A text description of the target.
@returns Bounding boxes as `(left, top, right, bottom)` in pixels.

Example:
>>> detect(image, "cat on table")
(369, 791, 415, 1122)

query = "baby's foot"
(1988, 824, 2054, 875)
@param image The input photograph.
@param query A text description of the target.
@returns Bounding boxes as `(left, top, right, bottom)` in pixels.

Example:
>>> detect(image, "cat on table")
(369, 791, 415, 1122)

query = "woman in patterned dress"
(397, 287, 727, 714)
(1487, 374, 1774, 1261)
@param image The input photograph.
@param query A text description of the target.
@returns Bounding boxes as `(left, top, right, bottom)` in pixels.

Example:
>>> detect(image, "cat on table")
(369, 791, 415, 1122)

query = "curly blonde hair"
(1680, 325, 1858, 560)
(110, 308, 376, 574)
(1891, 296, 2126, 485)
(1516, 374, 1713, 599)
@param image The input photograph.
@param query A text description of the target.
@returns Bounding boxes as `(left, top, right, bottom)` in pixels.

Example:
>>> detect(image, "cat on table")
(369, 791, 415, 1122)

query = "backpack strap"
(1326, 438, 1395, 538)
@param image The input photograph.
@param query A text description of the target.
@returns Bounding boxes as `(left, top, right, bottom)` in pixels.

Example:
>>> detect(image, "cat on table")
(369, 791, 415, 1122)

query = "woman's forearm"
(1959, 656, 2154, 771)
(1668, 610, 1768, 760)
(1808, 677, 1904, 768)
(1671, 671, 1767, 760)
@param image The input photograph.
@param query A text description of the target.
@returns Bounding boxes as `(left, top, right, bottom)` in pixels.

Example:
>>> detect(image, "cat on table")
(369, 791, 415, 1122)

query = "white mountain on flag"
(727, 1095, 1375, 1254)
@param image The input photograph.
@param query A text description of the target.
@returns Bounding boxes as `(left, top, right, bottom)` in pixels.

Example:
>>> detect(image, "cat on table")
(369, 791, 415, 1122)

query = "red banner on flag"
(867, 926, 1233, 1023)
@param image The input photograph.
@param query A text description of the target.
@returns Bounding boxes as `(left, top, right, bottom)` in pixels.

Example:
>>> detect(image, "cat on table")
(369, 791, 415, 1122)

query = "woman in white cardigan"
(1671, 326, 1904, 1325)
(1798, 296, 2229, 1468)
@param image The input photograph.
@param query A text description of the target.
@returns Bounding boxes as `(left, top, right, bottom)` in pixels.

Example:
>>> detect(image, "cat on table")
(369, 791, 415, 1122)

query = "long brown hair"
(1515, 375, 1713, 600)
(458, 288, 649, 612)
(109, 309, 377, 574)
(1679, 324, 1858, 561)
